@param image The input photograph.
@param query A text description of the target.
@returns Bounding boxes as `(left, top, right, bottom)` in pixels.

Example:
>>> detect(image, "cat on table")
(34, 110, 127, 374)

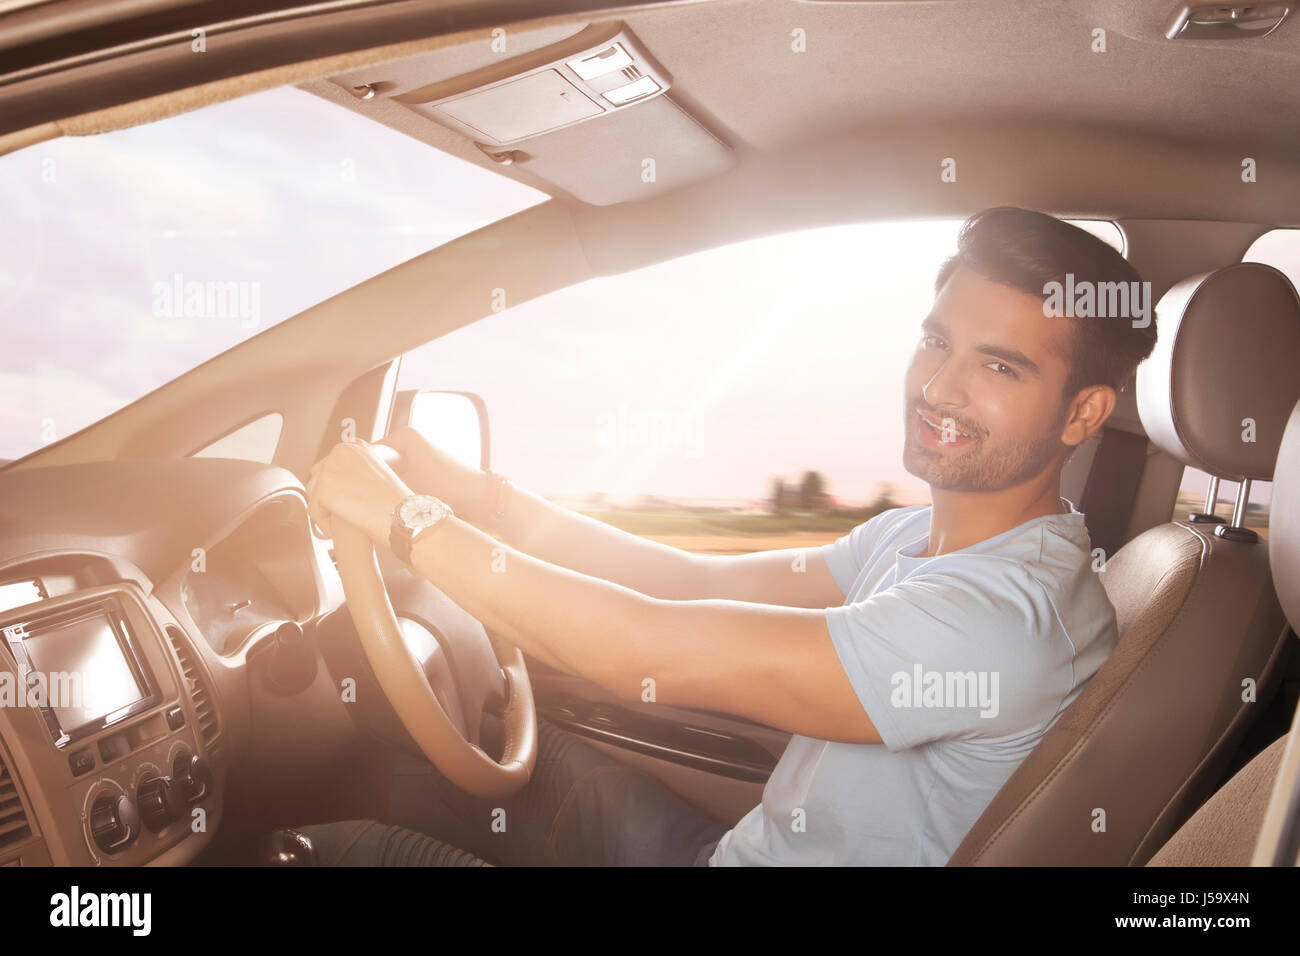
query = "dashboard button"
(68, 749, 95, 777)
(89, 793, 140, 853)
(172, 749, 211, 802)
(97, 733, 129, 764)
(138, 776, 185, 833)
(166, 706, 185, 731)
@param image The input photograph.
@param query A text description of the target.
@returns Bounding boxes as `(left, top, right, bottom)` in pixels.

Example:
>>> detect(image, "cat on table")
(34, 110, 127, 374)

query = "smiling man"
(303, 206, 1157, 866)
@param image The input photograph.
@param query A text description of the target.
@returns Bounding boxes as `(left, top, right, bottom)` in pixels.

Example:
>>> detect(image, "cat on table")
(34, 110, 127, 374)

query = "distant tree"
(799, 471, 829, 512)
(870, 482, 902, 513)
(768, 476, 787, 513)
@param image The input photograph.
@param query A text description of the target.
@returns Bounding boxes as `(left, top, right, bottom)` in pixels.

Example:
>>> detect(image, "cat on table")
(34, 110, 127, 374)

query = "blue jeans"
(295, 716, 731, 866)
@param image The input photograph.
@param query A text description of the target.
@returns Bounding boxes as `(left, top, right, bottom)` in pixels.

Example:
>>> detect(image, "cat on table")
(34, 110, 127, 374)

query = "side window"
(193, 412, 283, 464)
(1244, 228, 1300, 287)
(399, 219, 1122, 554)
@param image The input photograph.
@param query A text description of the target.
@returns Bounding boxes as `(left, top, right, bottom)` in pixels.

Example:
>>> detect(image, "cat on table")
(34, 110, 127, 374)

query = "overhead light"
(602, 76, 661, 105)
(567, 43, 633, 81)
(384, 25, 674, 146)
(436, 70, 602, 142)
(1165, 3, 1292, 39)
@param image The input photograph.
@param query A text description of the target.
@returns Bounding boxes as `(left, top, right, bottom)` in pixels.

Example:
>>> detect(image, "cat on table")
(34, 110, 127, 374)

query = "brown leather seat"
(1146, 731, 1290, 866)
(1150, 393, 1300, 866)
(948, 263, 1300, 866)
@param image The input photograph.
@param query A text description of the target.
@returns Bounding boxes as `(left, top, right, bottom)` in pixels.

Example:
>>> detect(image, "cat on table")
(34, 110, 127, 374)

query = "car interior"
(0, 0, 1298, 869)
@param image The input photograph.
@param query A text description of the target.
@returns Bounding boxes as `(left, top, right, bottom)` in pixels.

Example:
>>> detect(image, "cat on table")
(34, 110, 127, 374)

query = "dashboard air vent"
(165, 627, 219, 749)
(0, 752, 33, 851)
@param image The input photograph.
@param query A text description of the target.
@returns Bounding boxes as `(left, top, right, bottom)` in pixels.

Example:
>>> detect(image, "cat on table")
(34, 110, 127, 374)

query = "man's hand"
(306, 439, 414, 546)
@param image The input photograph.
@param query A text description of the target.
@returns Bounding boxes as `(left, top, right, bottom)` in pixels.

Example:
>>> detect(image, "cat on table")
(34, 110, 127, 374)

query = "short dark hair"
(934, 206, 1158, 398)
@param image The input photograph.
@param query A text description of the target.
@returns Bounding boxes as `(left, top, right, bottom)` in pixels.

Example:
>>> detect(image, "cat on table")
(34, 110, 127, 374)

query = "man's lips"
(915, 408, 979, 445)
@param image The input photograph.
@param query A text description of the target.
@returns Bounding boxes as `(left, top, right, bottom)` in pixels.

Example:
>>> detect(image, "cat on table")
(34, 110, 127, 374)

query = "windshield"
(0, 85, 546, 465)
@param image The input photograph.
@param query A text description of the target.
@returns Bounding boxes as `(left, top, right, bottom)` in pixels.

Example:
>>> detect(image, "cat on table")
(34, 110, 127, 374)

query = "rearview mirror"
(391, 389, 491, 472)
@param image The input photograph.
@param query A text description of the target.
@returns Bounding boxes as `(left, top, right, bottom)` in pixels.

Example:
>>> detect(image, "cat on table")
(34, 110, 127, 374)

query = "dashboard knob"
(172, 750, 211, 802)
(89, 792, 140, 853)
(137, 776, 185, 832)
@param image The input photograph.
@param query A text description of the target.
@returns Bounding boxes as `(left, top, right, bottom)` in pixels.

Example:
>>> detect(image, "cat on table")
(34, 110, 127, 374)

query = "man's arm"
(307, 440, 875, 739)
(408, 515, 881, 744)
(377, 427, 846, 608)
(469, 478, 847, 608)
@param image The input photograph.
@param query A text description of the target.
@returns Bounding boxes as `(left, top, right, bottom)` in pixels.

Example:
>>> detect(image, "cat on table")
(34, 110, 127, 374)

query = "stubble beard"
(903, 401, 1069, 492)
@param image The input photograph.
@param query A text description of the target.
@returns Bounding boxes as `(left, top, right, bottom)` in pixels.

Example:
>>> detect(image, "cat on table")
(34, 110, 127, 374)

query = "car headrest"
(1271, 398, 1300, 629)
(1138, 262, 1300, 482)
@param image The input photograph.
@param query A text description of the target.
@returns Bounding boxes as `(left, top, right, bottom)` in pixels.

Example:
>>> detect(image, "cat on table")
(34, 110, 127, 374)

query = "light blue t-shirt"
(711, 497, 1118, 866)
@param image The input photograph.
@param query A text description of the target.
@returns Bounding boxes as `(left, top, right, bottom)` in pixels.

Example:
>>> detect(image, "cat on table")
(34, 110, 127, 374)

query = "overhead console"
(320, 22, 735, 205)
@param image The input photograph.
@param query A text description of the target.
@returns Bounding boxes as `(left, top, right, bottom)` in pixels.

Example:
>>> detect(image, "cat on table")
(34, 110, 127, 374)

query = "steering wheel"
(326, 447, 537, 800)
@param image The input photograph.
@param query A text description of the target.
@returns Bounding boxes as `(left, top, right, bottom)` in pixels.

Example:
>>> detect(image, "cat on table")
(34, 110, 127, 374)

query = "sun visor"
(328, 23, 734, 206)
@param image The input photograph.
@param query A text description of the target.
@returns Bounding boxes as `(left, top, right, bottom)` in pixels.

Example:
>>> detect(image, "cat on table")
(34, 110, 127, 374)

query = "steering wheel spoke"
(331, 518, 537, 798)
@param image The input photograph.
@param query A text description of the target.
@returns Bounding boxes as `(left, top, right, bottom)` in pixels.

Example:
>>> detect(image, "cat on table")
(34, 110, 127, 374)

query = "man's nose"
(921, 357, 969, 409)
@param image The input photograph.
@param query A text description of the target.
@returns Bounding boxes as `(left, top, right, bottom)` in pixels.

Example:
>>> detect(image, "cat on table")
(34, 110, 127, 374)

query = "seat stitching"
(965, 524, 1211, 862)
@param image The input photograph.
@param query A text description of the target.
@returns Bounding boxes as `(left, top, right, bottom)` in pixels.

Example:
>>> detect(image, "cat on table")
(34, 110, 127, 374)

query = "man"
(298, 206, 1157, 866)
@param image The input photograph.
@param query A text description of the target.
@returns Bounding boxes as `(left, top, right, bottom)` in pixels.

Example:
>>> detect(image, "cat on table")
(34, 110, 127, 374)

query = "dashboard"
(0, 457, 338, 866)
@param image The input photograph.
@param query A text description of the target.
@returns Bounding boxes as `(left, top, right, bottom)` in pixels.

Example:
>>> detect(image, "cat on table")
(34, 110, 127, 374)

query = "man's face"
(903, 265, 1076, 492)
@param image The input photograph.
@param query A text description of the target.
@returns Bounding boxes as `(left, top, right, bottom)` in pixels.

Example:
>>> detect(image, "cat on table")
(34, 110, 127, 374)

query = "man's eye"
(987, 361, 1017, 378)
(920, 335, 945, 349)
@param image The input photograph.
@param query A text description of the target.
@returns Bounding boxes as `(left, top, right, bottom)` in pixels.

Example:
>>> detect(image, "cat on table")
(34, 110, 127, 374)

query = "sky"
(0, 86, 544, 462)
(0, 85, 1291, 509)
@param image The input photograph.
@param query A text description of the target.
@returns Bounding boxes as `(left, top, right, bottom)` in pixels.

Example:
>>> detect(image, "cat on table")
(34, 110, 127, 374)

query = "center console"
(0, 581, 218, 866)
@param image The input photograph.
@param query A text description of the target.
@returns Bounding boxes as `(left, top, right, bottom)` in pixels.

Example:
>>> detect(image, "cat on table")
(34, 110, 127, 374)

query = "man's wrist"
(390, 493, 454, 565)
(479, 469, 513, 532)
(375, 489, 411, 546)
(448, 468, 489, 526)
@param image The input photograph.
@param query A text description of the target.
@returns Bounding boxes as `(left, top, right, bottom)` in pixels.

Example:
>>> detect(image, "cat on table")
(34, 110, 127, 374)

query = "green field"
(577, 495, 1272, 555)
(576, 507, 892, 537)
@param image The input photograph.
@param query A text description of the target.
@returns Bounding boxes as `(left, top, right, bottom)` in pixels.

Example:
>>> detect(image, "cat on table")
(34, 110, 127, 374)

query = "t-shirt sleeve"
(823, 561, 1072, 752)
(819, 510, 898, 601)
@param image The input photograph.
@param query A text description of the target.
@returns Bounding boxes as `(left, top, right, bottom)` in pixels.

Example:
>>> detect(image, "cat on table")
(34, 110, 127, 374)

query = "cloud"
(0, 86, 545, 463)
(0, 366, 131, 459)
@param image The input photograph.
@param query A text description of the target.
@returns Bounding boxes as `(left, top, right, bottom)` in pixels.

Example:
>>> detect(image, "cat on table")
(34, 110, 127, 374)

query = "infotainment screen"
(1, 598, 155, 746)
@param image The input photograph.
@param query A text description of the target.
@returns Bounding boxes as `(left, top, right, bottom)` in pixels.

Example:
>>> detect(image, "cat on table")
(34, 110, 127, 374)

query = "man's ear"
(1061, 385, 1116, 448)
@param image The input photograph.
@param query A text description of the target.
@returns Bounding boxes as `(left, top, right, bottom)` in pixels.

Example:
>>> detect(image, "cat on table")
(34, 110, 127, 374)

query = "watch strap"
(389, 496, 452, 568)
(390, 512, 415, 566)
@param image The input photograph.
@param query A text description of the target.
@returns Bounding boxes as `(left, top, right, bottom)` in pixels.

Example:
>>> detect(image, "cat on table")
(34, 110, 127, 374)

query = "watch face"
(398, 495, 449, 532)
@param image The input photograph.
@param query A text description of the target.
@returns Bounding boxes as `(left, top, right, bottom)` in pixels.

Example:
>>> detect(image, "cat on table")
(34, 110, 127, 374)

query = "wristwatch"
(389, 494, 454, 566)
